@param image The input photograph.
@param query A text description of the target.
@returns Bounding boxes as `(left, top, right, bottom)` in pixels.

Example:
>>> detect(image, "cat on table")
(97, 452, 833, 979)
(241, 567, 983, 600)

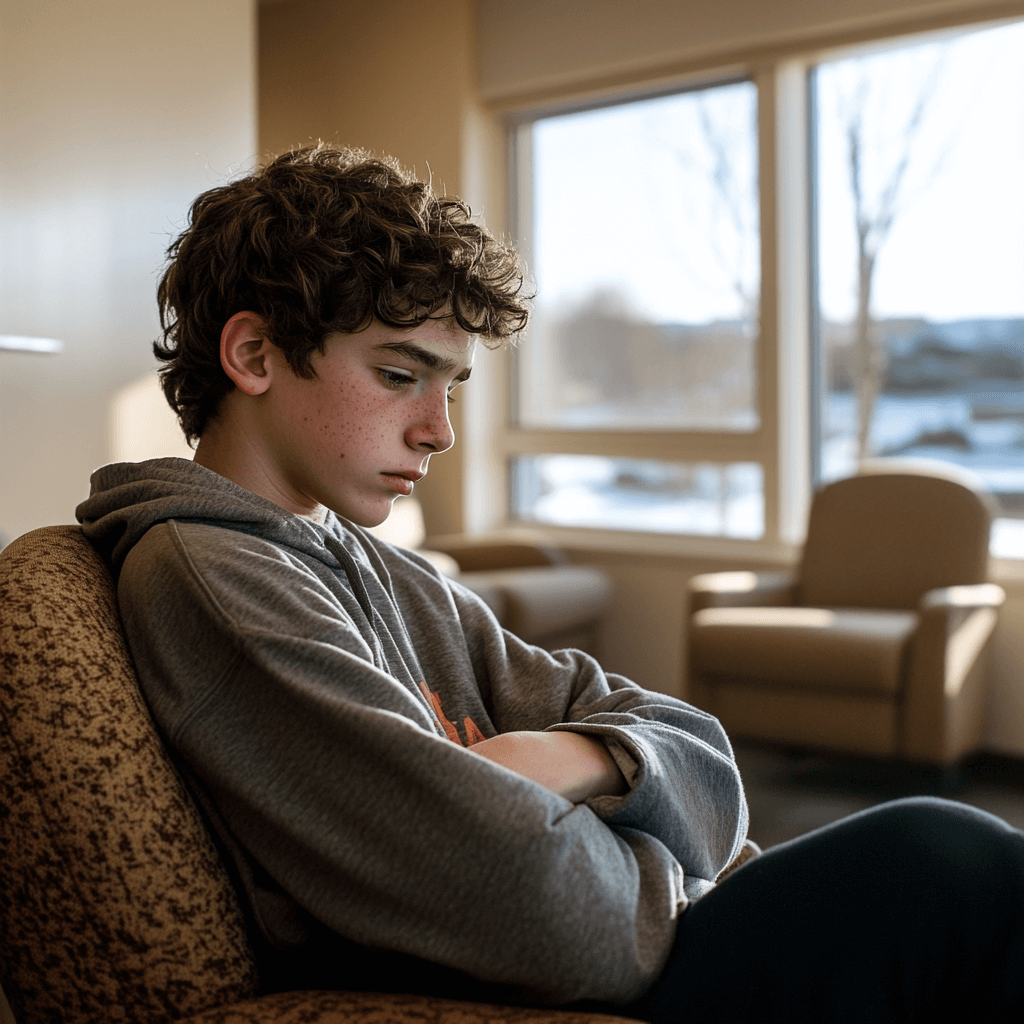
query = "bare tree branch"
(836, 46, 950, 460)
(694, 94, 757, 319)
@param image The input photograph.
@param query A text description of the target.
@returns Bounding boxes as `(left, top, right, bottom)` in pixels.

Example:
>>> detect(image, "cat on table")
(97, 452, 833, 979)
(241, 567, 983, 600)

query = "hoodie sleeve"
(118, 521, 686, 1006)
(434, 578, 749, 898)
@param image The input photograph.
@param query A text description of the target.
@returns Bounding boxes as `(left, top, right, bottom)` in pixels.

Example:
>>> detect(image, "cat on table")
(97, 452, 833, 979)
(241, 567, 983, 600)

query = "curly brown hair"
(155, 144, 530, 442)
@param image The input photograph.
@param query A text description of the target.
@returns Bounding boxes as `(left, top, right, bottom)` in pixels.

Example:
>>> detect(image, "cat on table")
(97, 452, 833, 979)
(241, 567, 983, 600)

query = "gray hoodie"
(77, 458, 748, 1006)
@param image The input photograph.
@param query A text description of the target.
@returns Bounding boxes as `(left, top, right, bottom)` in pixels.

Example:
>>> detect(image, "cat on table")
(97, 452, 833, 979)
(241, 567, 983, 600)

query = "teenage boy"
(78, 145, 1024, 1023)
(77, 145, 750, 1001)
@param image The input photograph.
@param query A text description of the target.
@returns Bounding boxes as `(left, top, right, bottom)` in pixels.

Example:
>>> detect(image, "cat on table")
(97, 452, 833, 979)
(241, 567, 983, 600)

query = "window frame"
(481, 13, 1024, 569)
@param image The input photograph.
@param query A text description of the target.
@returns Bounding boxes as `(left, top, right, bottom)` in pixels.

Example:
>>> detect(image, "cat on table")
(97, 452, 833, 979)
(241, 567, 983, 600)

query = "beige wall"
(0, 0, 256, 543)
(477, 0, 1024, 103)
(260, 0, 469, 178)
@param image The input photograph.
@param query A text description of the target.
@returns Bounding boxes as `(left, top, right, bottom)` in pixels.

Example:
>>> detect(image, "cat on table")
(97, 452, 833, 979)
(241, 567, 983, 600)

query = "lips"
(381, 470, 425, 496)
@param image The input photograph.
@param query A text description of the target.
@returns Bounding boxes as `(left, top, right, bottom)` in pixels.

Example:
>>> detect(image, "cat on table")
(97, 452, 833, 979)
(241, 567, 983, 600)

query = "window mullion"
(775, 60, 813, 546)
(502, 428, 764, 463)
(756, 64, 781, 546)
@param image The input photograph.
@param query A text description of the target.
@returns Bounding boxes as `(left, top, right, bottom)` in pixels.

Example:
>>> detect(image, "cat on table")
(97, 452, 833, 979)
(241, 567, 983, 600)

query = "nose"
(405, 387, 455, 454)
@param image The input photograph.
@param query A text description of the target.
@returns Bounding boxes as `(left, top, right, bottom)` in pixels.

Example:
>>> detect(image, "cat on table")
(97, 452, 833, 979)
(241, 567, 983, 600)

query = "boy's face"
(258, 318, 475, 526)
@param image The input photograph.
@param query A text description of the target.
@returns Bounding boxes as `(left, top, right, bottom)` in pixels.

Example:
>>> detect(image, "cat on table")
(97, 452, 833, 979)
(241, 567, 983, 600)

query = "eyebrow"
(373, 341, 473, 382)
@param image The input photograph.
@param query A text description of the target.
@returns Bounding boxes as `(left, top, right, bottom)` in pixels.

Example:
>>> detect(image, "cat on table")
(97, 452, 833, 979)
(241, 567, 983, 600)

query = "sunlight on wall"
(110, 371, 194, 464)
(0, 0, 254, 542)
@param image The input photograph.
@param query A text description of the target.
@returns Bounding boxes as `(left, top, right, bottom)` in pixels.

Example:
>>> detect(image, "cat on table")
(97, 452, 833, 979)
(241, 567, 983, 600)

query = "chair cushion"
(459, 567, 611, 645)
(0, 526, 257, 1024)
(691, 606, 919, 694)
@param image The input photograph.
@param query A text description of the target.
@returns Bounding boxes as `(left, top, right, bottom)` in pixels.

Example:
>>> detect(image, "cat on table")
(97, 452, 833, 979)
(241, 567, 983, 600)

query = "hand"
(470, 730, 628, 803)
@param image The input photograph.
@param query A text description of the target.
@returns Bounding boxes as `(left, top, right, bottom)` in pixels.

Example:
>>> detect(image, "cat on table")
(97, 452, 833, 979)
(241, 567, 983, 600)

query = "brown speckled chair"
(0, 525, 635, 1024)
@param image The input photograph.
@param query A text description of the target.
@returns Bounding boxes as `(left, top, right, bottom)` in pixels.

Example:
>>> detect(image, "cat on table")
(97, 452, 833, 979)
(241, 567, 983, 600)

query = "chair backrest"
(798, 467, 993, 610)
(0, 526, 257, 1024)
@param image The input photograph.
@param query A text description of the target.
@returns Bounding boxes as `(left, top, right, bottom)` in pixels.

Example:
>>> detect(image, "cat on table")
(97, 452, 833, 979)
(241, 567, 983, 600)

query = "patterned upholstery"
(0, 526, 638, 1024)
(0, 526, 258, 1024)
(181, 991, 631, 1024)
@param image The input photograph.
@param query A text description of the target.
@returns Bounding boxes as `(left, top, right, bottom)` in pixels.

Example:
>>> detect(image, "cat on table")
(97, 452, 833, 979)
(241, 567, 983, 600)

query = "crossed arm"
(469, 730, 628, 803)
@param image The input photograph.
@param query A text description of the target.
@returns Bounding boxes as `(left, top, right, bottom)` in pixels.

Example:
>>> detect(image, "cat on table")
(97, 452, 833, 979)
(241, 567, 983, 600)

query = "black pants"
(625, 798, 1024, 1022)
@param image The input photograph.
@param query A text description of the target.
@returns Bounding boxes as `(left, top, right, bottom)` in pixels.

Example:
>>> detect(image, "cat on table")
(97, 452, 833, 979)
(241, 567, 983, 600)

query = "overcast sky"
(532, 18, 1024, 326)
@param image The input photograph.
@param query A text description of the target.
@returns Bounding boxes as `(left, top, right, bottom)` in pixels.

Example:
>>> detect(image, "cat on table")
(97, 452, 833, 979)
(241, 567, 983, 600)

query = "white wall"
(0, 0, 256, 543)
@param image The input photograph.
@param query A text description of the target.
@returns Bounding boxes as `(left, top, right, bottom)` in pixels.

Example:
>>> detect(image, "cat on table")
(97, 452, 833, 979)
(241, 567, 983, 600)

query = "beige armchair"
(0, 526, 634, 1024)
(686, 464, 1005, 765)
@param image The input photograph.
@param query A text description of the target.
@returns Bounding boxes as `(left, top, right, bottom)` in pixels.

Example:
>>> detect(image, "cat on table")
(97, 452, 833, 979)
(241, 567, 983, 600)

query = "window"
(512, 456, 764, 538)
(506, 16, 1024, 559)
(509, 80, 765, 541)
(812, 20, 1024, 559)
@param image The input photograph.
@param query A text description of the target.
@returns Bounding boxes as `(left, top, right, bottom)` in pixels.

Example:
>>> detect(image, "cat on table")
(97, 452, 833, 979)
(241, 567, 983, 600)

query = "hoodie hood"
(77, 458, 338, 573)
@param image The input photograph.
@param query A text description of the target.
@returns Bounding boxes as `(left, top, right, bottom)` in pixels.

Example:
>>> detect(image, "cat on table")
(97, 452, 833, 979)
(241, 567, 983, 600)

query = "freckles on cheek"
(303, 403, 340, 460)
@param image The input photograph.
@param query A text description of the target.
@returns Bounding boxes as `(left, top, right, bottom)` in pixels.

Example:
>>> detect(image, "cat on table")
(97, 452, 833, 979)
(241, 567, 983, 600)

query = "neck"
(193, 402, 323, 521)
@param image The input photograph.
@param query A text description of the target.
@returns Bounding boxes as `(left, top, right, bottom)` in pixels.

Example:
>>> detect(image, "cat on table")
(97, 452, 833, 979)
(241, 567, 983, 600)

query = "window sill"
(471, 521, 801, 566)
(459, 521, 1024, 585)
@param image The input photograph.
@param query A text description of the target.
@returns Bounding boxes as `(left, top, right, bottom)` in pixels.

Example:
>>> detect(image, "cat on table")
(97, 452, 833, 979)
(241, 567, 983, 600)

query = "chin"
(341, 502, 394, 529)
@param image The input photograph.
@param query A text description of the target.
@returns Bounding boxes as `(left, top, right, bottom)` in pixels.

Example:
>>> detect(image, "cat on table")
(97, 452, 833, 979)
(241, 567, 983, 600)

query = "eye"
(378, 366, 415, 390)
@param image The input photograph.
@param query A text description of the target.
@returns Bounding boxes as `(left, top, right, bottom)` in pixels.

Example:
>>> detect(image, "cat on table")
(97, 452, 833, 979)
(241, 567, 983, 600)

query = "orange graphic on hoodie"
(462, 716, 487, 746)
(418, 681, 485, 747)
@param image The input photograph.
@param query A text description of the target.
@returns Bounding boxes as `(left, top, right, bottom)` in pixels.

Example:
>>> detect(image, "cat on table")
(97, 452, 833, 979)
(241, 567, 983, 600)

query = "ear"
(220, 311, 273, 395)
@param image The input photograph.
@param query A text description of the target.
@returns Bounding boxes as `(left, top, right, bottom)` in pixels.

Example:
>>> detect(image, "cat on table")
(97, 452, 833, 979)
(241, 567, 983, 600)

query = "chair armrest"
(913, 584, 1006, 669)
(414, 549, 462, 578)
(460, 566, 611, 645)
(717, 838, 762, 882)
(425, 537, 567, 572)
(919, 583, 1006, 615)
(904, 583, 1006, 763)
(687, 570, 797, 615)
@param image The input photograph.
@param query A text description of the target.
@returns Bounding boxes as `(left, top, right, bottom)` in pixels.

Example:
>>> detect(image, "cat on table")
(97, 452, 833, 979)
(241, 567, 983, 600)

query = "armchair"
(0, 526, 634, 1024)
(369, 499, 612, 655)
(686, 465, 1005, 765)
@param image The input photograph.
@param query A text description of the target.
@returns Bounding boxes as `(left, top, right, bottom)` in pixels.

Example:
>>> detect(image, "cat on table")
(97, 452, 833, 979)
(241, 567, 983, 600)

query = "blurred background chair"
(370, 498, 612, 656)
(687, 464, 1005, 766)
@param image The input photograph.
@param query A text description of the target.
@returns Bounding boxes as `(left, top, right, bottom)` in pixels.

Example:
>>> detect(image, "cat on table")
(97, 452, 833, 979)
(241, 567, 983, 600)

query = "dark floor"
(734, 739, 1024, 849)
